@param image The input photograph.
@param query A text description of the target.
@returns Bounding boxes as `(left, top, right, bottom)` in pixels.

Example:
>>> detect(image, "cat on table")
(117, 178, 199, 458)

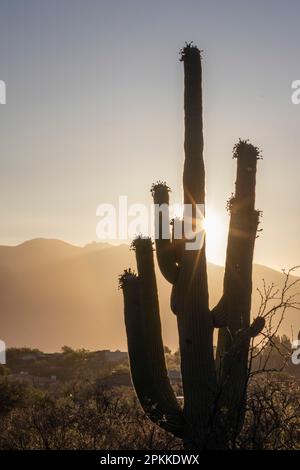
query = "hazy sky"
(0, 0, 299, 270)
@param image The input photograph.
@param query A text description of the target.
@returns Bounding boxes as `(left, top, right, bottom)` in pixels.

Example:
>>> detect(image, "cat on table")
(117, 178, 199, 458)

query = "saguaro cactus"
(119, 43, 264, 449)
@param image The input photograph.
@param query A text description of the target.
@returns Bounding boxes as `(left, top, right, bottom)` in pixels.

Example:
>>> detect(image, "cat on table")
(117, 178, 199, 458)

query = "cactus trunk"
(174, 45, 216, 449)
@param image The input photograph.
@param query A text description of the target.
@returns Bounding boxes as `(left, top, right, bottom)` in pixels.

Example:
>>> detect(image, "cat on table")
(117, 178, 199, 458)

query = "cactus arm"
(211, 296, 228, 328)
(121, 272, 157, 416)
(120, 238, 184, 437)
(133, 237, 182, 422)
(171, 218, 185, 264)
(213, 141, 261, 443)
(215, 140, 261, 370)
(151, 183, 179, 284)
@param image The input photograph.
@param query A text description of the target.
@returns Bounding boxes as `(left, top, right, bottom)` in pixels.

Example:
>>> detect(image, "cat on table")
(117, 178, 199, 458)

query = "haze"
(0, 0, 299, 270)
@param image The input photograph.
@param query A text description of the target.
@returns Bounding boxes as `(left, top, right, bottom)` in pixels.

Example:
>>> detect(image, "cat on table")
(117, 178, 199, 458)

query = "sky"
(0, 0, 299, 270)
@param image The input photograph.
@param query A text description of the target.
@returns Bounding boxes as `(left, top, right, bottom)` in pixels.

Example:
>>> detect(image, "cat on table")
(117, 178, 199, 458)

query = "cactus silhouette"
(119, 43, 264, 449)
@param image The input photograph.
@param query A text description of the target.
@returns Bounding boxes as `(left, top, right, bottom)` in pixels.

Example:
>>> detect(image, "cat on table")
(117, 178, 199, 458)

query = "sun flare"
(169, 204, 227, 266)
(203, 208, 227, 266)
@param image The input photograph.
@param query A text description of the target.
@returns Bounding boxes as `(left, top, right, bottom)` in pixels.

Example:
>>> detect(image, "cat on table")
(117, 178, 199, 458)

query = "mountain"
(0, 238, 299, 351)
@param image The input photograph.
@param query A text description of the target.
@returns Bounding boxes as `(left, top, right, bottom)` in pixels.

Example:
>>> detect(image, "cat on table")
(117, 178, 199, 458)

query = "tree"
(0, 379, 29, 415)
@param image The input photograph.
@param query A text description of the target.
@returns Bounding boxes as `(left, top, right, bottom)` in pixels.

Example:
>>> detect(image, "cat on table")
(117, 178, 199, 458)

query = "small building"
(103, 350, 127, 363)
(97, 371, 132, 388)
(21, 353, 39, 361)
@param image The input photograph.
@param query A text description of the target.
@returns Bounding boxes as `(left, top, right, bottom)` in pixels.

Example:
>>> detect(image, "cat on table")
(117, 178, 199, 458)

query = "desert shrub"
(0, 381, 181, 450)
(238, 375, 300, 449)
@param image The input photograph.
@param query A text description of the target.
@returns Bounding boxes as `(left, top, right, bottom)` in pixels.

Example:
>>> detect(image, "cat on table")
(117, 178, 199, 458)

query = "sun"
(169, 204, 227, 266)
(203, 208, 227, 266)
(202, 208, 221, 233)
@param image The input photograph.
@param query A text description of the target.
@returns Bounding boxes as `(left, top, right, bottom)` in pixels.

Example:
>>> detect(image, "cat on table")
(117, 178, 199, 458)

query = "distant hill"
(0, 239, 299, 351)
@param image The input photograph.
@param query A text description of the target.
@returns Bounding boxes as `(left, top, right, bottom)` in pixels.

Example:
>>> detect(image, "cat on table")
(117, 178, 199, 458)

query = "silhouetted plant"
(120, 43, 265, 449)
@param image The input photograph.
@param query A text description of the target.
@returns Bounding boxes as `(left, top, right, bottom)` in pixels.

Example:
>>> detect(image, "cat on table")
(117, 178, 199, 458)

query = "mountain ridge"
(0, 238, 298, 352)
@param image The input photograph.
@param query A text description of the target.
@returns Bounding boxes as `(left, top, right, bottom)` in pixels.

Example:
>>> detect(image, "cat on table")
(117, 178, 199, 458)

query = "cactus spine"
(119, 44, 264, 449)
